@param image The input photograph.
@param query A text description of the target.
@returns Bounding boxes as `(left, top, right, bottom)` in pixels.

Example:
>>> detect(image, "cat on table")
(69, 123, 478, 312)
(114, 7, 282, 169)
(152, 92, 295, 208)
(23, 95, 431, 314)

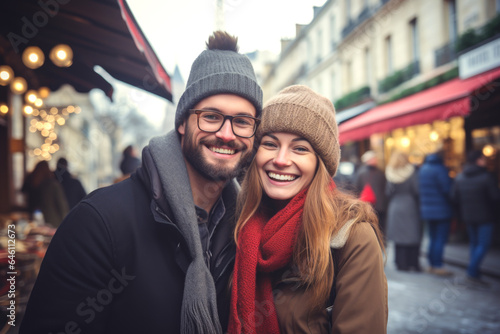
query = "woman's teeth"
(210, 147, 235, 155)
(268, 172, 297, 181)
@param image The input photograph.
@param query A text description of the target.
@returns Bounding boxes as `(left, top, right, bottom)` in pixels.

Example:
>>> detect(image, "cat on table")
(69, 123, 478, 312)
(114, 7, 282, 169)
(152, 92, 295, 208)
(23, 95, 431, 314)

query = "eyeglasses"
(189, 109, 260, 138)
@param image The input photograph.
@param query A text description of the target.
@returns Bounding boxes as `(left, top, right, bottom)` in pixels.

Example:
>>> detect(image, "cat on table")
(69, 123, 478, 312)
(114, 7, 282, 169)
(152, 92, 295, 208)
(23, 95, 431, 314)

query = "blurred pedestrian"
(354, 150, 388, 239)
(451, 150, 500, 286)
(385, 151, 422, 272)
(229, 85, 387, 333)
(115, 145, 141, 183)
(21, 31, 262, 333)
(418, 150, 454, 276)
(54, 157, 87, 210)
(21, 160, 69, 228)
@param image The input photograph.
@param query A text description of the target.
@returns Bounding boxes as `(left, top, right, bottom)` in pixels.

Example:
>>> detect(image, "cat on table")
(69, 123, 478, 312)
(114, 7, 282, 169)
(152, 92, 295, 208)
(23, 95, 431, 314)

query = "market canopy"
(0, 0, 172, 101)
(338, 67, 500, 145)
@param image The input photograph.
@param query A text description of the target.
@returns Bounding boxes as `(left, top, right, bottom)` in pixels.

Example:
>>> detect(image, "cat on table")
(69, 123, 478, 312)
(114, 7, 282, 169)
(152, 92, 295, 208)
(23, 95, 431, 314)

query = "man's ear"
(178, 122, 186, 135)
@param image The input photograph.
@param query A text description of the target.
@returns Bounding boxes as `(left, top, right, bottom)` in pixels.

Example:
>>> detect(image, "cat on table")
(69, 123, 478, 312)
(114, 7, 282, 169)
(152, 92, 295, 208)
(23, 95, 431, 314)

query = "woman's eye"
(261, 141, 277, 148)
(294, 146, 311, 153)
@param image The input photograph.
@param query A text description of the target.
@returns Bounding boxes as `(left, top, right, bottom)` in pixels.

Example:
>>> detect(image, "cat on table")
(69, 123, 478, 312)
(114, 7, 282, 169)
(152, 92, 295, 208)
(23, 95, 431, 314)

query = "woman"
(385, 151, 422, 272)
(229, 85, 387, 334)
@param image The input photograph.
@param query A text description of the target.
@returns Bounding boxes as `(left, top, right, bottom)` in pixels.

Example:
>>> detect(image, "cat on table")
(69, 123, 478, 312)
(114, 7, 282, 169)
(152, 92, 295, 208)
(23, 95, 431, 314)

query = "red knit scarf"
(228, 188, 308, 334)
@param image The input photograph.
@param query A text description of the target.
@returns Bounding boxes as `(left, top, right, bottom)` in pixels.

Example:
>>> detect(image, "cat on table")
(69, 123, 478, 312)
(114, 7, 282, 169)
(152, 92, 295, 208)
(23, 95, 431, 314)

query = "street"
(386, 242, 500, 334)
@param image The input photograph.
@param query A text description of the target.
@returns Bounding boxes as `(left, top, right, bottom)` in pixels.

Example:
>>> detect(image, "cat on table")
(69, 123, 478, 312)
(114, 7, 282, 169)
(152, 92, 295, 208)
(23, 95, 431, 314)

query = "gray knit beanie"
(257, 85, 340, 177)
(175, 33, 263, 130)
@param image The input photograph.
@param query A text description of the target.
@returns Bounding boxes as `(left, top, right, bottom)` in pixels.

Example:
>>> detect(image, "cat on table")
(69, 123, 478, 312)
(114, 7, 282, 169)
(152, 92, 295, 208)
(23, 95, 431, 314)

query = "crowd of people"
(14, 30, 498, 333)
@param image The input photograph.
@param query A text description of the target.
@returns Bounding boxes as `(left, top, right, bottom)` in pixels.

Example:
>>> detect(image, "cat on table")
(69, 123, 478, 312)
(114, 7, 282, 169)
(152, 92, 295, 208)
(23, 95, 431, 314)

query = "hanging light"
(10, 77, 28, 95)
(25, 90, 39, 104)
(38, 86, 50, 99)
(0, 103, 9, 114)
(0, 65, 14, 86)
(23, 105, 34, 115)
(22, 46, 45, 69)
(50, 44, 73, 67)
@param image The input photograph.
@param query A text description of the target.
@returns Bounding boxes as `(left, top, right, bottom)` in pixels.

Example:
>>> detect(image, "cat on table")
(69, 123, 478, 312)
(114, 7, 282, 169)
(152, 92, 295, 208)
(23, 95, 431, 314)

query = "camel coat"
(274, 222, 388, 334)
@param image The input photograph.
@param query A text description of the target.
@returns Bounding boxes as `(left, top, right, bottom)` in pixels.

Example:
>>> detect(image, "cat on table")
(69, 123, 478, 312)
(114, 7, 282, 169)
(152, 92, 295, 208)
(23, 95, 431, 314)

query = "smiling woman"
(229, 85, 388, 334)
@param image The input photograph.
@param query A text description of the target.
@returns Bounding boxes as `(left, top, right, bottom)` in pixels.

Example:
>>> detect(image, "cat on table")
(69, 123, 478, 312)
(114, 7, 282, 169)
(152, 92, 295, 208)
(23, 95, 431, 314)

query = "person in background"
(54, 157, 87, 210)
(418, 150, 454, 276)
(229, 85, 387, 334)
(20, 31, 262, 333)
(451, 150, 500, 286)
(354, 150, 388, 239)
(385, 151, 422, 272)
(21, 160, 69, 228)
(115, 145, 142, 183)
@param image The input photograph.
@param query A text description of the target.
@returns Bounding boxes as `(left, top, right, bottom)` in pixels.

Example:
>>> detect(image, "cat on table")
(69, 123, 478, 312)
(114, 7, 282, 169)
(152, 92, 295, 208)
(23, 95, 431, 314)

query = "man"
(418, 150, 453, 276)
(54, 157, 87, 209)
(451, 150, 500, 286)
(20, 31, 262, 334)
(354, 150, 388, 238)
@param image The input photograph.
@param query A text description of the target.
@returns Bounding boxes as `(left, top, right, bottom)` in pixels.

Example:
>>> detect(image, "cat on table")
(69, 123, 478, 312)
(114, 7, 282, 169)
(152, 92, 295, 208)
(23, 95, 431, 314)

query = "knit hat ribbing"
(257, 85, 340, 177)
(175, 49, 263, 130)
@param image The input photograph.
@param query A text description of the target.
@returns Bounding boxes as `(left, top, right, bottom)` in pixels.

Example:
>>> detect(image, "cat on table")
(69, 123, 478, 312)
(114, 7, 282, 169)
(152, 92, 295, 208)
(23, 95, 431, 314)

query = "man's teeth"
(268, 172, 297, 181)
(210, 147, 235, 155)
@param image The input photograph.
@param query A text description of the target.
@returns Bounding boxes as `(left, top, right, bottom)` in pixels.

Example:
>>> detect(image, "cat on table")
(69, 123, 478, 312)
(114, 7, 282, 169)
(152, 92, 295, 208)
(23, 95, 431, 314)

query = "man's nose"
(215, 119, 237, 142)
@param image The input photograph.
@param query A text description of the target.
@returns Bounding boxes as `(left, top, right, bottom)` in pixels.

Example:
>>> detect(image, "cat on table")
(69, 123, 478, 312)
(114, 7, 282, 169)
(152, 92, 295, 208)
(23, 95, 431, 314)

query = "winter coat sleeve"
(331, 222, 388, 333)
(20, 201, 115, 334)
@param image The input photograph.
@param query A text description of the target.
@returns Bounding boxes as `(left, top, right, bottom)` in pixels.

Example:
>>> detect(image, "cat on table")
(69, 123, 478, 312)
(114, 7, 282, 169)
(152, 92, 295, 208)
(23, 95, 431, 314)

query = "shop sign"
(459, 37, 500, 79)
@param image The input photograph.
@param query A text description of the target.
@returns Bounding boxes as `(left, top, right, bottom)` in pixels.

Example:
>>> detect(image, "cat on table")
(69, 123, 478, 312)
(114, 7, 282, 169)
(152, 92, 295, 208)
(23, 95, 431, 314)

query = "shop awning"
(338, 67, 500, 144)
(336, 101, 376, 124)
(0, 0, 172, 101)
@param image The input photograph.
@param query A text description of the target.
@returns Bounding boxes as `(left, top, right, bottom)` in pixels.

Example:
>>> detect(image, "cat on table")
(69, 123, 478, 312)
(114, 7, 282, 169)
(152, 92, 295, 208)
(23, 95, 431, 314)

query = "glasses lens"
(232, 116, 256, 137)
(197, 110, 256, 137)
(198, 111, 224, 132)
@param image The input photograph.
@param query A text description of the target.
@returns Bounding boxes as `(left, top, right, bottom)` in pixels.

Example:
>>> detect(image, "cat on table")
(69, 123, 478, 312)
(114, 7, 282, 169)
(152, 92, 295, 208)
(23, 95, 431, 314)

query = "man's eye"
(202, 113, 222, 121)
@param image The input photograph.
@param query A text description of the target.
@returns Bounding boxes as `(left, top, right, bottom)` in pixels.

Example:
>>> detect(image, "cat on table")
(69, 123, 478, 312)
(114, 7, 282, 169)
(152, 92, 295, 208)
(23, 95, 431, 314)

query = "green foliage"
(381, 67, 459, 104)
(378, 62, 420, 94)
(335, 86, 371, 110)
(455, 13, 500, 53)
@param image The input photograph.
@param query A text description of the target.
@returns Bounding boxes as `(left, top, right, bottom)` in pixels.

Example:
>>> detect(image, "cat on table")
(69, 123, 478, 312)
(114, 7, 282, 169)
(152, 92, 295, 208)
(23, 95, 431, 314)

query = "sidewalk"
(421, 236, 500, 279)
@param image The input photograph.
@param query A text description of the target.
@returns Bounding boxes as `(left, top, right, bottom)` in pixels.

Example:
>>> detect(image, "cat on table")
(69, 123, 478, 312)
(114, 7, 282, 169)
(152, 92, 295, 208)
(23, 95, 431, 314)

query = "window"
(330, 15, 337, 51)
(410, 18, 420, 61)
(365, 47, 371, 85)
(386, 35, 393, 75)
(317, 29, 323, 63)
(448, 0, 457, 42)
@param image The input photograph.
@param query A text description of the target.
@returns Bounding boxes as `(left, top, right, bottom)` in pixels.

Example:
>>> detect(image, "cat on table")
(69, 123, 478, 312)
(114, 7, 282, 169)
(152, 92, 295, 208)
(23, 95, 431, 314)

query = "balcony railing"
(434, 41, 457, 68)
(341, 6, 372, 39)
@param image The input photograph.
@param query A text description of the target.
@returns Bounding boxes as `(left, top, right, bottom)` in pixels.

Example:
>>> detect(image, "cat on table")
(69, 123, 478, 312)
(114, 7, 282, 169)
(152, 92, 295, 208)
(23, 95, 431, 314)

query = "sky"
(109, 0, 327, 126)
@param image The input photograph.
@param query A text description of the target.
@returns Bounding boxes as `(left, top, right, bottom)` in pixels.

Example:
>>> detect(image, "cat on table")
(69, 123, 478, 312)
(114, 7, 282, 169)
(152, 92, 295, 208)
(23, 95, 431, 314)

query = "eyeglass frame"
(188, 109, 261, 138)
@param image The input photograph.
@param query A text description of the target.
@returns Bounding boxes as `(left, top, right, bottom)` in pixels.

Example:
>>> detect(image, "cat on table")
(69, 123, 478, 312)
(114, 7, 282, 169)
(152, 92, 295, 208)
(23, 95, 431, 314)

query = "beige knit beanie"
(257, 85, 340, 176)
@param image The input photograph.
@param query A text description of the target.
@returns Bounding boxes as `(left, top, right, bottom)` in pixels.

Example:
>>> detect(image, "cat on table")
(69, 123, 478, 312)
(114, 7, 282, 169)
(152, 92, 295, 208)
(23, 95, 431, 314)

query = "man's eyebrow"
(197, 107, 255, 117)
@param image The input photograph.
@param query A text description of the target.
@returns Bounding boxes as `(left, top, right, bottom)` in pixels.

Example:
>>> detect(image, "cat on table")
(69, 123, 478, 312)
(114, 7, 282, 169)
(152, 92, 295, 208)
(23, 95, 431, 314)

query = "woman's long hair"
(235, 156, 384, 310)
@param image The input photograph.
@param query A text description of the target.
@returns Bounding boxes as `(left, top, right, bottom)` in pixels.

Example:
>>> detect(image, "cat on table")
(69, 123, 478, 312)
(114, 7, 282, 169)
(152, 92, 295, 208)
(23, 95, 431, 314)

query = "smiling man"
(20, 31, 262, 334)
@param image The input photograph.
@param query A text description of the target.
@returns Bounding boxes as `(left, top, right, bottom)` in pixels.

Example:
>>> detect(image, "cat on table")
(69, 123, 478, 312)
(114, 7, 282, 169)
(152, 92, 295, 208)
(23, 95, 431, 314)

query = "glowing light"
(430, 131, 439, 141)
(34, 98, 43, 107)
(400, 137, 410, 148)
(25, 90, 39, 104)
(10, 77, 28, 94)
(483, 145, 495, 157)
(0, 104, 8, 114)
(0, 65, 14, 86)
(22, 46, 45, 69)
(50, 44, 73, 67)
(38, 87, 50, 99)
(56, 117, 65, 126)
(23, 105, 33, 115)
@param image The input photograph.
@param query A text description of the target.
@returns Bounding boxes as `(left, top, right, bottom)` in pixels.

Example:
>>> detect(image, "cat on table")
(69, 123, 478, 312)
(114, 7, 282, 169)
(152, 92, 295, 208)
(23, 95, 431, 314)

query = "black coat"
(451, 164, 500, 224)
(20, 160, 237, 333)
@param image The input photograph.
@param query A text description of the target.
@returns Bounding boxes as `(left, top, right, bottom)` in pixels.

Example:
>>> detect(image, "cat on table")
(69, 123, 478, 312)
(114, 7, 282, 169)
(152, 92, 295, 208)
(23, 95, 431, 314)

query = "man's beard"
(181, 124, 254, 182)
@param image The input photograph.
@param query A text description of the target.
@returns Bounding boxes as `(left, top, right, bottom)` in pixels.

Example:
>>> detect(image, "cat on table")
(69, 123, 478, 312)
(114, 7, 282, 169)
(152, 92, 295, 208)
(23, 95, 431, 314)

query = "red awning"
(338, 67, 500, 144)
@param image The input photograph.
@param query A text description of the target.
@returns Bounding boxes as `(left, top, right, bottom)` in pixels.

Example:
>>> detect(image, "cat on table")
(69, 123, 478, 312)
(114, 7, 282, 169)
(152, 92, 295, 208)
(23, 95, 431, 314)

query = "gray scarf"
(148, 130, 222, 334)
